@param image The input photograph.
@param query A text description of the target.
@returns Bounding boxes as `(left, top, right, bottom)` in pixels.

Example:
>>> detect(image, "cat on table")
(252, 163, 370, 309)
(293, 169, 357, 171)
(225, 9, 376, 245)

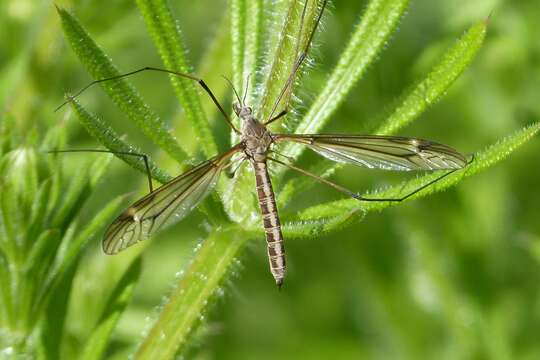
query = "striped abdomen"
(252, 160, 286, 287)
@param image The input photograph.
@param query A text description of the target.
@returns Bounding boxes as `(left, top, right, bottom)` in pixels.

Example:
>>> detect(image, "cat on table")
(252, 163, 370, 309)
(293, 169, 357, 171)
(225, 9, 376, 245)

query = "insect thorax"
(237, 107, 273, 161)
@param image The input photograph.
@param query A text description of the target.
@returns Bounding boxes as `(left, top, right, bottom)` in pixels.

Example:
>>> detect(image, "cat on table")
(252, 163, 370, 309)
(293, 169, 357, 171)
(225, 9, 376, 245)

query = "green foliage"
(2, 0, 539, 359)
(136, 0, 217, 157)
(80, 257, 142, 360)
(376, 20, 487, 135)
(57, 5, 188, 163)
(69, 99, 173, 184)
(135, 228, 247, 358)
(0, 122, 131, 357)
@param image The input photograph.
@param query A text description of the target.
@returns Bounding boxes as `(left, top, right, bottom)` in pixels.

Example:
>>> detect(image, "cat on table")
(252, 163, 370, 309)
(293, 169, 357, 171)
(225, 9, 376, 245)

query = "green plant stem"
(134, 227, 248, 359)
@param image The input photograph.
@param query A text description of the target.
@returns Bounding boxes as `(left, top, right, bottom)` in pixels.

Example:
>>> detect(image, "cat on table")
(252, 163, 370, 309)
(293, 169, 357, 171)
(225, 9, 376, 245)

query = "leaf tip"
(54, 3, 66, 16)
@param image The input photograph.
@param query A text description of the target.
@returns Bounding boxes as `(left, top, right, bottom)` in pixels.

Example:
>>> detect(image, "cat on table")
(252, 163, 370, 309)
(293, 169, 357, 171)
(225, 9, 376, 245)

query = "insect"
(58, 0, 470, 288)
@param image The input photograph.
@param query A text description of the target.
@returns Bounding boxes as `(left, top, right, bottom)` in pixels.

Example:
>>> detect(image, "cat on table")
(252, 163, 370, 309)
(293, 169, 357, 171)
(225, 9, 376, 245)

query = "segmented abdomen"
(252, 160, 286, 287)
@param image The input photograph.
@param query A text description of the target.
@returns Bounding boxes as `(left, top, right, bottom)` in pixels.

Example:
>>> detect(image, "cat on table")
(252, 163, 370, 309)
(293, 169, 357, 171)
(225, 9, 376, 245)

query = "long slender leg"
(48, 149, 155, 193)
(268, 156, 467, 203)
(266, 0, 328, 123)
(56, 66, 240, 134)
(265, 109, 288, 126)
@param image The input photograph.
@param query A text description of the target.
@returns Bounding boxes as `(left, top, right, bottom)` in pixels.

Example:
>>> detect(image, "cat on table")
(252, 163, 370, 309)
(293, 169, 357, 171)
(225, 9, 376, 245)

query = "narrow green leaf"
(230, 0, 264, 132)
(244, 0, 264, 106)
(243, 210, 364, 239)
(40, 121, 68, 156)
(69, 99, 173, 184)
(31, 195, 127, 336)
(20, 230, 62, 332)
(257, 0, 320, 122)
(24, 230, 61, 278)
(281, 0, 410, 164)
(230, 0, 247, 98)
(42, 142, 65, 218)
(299, 122, 540, 221)
(4, 148, 39, 212)
(50, 159, 94, 229)
(166, 15, 232, 157)
(376, 20, 487, 135)
(159, 9, 236, 228)
(38, 261, 77, 360)
(0, 252, 14, 326)
(0, 181, 20, 258)
(43, 196, 127, 308)
(49, 152, 112, 232)
(26, 180, 52, 247)
(188, 15, 232, 128)
(57, 6, 188, 163)
(0, 115, 16, 156)
(219, 0, 263, 222)
(0, 148, 39, 256)
(135, 0, 217, 158)
(259, 0, 292, 64)
(80, 257, 142, 360)
(135, 227, 248, 359)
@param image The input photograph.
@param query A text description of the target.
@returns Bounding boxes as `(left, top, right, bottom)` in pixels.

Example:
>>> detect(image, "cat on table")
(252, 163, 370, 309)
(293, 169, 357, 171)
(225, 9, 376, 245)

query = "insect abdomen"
(253, 160, 286, 287)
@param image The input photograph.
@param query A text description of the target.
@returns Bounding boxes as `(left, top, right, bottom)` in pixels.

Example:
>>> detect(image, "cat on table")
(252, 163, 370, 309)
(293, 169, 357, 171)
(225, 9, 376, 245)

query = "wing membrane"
(274, 134, 467, 170)
(103, 145, 241, 254)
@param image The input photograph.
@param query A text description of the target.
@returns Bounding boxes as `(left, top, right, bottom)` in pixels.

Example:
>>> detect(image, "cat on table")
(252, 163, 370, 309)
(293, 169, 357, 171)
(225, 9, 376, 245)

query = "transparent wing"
(103, 145, 242, 254)
(274, 134, 467, 170)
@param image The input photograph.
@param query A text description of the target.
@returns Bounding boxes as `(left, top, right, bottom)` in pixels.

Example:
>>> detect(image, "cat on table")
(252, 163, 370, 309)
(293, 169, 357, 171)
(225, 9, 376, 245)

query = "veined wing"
(274, 134, 467, 171)
(103, 145, 242, 254)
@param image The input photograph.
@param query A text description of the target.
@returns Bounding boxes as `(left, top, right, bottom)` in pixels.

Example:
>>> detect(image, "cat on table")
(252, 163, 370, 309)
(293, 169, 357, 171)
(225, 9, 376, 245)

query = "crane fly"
(58, 0, 471, 287)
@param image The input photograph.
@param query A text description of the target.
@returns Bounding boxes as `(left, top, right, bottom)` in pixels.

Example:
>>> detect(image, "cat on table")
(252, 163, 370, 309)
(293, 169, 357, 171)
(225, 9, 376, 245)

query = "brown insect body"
(235, 103, 285, 286)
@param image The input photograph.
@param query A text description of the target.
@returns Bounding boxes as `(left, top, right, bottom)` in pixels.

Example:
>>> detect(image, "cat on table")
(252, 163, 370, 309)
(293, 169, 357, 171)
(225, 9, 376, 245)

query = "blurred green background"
(2, 0, 540, 358)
